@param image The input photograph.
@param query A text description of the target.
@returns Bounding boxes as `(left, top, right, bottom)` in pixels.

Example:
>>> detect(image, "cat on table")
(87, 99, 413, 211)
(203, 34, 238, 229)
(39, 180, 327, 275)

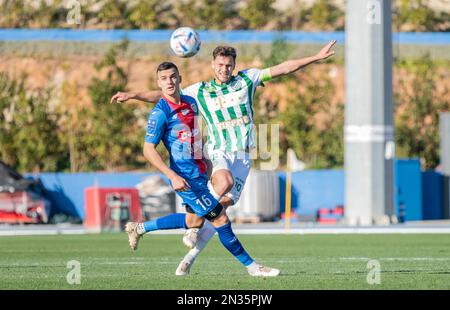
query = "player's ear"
(211, 60, 215, 70)
(179, 75, 182, 84)
(230, 58, 236, 71)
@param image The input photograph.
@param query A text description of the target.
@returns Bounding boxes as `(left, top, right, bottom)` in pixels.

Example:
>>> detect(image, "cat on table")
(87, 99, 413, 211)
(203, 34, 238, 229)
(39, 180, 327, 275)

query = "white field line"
(1, 227, 450, 236)
(340, 257, 450, 261)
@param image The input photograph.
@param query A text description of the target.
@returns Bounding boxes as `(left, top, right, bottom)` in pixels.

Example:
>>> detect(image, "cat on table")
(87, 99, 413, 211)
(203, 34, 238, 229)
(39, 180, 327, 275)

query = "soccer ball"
(170, 27, 201, 58)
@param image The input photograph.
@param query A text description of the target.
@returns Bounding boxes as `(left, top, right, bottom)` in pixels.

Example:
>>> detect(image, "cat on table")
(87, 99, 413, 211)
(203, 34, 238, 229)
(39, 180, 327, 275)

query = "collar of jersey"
(210, 76, 235, 88)
(162, 95, 186, 107)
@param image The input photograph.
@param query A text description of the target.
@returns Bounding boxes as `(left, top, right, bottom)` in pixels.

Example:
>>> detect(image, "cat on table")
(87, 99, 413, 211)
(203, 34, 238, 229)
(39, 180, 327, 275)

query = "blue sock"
(215, 221, 254, 266)
(143, 213, 187, 232)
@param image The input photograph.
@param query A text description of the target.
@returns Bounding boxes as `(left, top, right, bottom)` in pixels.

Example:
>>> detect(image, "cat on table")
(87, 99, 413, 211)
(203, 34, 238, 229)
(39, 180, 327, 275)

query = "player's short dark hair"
(156, 62, 179, 74)
(212, 46, 237, 61)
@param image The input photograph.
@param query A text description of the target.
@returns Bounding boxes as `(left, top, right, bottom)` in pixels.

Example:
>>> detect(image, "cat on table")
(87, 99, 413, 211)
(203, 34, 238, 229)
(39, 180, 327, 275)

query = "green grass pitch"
(1, 233, 449, 289)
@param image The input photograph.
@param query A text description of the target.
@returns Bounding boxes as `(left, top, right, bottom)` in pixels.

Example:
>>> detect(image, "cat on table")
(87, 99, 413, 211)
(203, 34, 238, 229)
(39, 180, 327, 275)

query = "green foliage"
(0, 39, 151, 173)
(276, 2, 308, 31)
(395, 54, 450, 169)
(394, 0, 437, 31)
(84, 39, 146, 171)
(239, 0, 277, 29)
(392, 0, 450, 32)
(435, 10, 450, 31)
(254, 38, 343, 169)
(277, 78, 343, 169)
(0, 0, 74, 28)
(261, 37, 293, 83)
(0, 72, 21, 166)
(0, 0, 447, 32)
(252, 38, 290, 168)
(128, 0, 172, 29)
(306, 0, 344, 30)
(262, 37, 291, 68)
(174, 0, 235, 30)
(90, 39, 129, 106)
(30, 0, 66, 28)
(254, 36, 344, 170)
(0, 0, 32, 27)
(97, 0, 131, 29)
(0, 73, 68, 172)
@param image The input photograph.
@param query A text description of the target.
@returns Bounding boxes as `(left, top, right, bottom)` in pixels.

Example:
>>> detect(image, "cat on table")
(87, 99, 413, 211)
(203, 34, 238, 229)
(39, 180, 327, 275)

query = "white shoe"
(124, 222, 142, 251)
(248, 265, 280, 277)
(175, 260, 192, 276)
(182, 228, 200, 249)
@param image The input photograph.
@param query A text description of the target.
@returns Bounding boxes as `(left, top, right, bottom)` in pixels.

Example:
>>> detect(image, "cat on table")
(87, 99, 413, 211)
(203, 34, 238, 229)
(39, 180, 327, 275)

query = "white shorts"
(207, 149, 251, 204)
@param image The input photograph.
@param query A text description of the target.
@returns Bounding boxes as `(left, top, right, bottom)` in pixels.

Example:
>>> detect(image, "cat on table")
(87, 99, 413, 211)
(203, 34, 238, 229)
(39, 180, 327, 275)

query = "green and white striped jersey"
(182, 68, 271, 153)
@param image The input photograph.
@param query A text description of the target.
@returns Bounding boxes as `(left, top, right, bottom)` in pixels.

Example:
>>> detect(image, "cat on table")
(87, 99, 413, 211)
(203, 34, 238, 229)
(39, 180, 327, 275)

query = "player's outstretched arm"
(268, 40, 336, 79)
(143, 142, 191, 192)
(110, 90, 162, 104)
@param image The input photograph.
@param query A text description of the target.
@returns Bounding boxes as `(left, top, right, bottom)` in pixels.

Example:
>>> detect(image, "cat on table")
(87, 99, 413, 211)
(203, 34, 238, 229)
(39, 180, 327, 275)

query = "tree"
(174, 0, 235, 29)
(277, 0, 308, 31)
(277, 75, 343, 169)
(239, 0, 277, 29)
(252, 37, 291, 150)
(0, 72, 23, 167)
(0, 0, 31, 28)
(28, 0, 66, 28)
(306, 0, 344, 31)
(85, 39, 146, 171)
(393, 0, 437, 31)
(128, 0, 172, 29)
(395, 55, 450, 169)
(261, 37, 294, 83)
(96, 0, 131, 29)
(253, 37, 343, 169)
(0, 72, 68, 172)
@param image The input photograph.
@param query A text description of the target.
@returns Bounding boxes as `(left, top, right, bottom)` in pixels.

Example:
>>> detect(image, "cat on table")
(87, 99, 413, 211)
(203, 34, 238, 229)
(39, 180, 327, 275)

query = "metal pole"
(440, 112, 450, 219)
(344, 0, 394, 225)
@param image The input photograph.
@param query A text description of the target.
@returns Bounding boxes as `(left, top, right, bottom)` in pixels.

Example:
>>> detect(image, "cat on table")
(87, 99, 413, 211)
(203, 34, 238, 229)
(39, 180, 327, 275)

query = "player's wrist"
(167, 171, 179, 181)
(312, 54, 322, 62)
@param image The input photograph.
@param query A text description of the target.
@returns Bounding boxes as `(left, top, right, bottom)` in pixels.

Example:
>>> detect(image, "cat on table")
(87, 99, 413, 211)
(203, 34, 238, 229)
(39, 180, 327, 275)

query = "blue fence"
(278, 170, 344, 216)
(26, 172, 159, 219)
(394, 159, 423, 221)
(26, 160, 444, 221)
(422, 171, 444, 220)
(0, 29, 449, 45)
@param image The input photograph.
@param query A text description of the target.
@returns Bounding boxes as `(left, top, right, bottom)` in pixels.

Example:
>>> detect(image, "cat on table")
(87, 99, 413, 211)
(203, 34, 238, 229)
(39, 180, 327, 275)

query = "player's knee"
(212, 172, 234, 196)
(220, 196, 235, 208)
(187, 221, 204, 229)
(210, 212, 229, 227)
(185, 215, 204, 228)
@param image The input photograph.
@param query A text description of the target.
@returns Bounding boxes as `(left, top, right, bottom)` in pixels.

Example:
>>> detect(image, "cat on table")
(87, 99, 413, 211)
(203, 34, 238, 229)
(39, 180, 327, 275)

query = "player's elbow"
(279, 66, 292, 75)
(143, 143, 156, 162)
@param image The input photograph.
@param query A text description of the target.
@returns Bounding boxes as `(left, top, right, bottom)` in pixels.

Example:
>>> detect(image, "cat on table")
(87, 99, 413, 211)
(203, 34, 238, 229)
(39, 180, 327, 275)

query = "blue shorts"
(176, 175, 220, 218)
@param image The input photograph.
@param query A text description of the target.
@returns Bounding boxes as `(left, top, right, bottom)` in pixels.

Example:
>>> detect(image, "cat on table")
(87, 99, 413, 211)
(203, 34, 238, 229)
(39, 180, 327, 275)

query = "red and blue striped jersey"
(145, 95, 206, 179)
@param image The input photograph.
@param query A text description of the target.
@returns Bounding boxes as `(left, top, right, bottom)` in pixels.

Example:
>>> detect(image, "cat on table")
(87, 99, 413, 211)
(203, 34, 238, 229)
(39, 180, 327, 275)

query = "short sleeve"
(181, 82, 202, 98)
(241, 68, 272, 87)
(145, 108, 167, 144)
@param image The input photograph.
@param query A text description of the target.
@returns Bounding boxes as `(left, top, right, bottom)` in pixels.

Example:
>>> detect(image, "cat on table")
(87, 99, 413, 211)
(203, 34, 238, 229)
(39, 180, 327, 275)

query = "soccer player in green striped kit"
(111, 40, 336, 275)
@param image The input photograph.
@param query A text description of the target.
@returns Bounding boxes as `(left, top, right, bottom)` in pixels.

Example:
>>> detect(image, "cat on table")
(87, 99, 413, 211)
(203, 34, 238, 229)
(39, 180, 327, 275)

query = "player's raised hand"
(315, 40, 336, 61)
(110, 91, 135, 104)
(170, 174, 191, 192)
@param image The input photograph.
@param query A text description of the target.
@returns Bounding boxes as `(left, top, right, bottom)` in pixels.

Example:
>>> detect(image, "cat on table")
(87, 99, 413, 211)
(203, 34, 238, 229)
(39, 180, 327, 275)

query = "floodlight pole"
(344, 0, 394, 225)
(440, 113, 450, 219)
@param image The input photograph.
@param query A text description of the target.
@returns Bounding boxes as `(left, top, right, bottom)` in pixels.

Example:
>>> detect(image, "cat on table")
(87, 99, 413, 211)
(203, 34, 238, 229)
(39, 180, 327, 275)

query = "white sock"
(184, 221, 216, 263)
(207, 181, 222, 201)
(246, 261, 260, 273)
(136, 223, 145, 235)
